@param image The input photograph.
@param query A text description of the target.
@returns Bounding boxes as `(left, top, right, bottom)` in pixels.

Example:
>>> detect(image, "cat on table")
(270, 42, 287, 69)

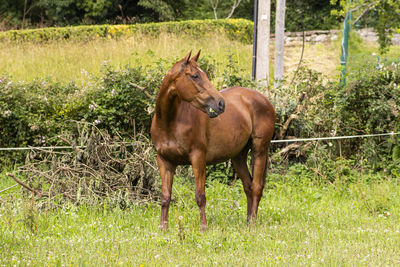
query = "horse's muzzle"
(206, 98, 225, 118)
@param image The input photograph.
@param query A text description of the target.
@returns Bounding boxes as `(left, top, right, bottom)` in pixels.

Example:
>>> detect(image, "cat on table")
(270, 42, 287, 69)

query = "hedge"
(1, 58, 400, 172)
(0, 19, 253, 43)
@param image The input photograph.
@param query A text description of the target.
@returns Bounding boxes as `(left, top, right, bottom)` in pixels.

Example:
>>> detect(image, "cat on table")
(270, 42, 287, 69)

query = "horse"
(150, 51, 275, 231)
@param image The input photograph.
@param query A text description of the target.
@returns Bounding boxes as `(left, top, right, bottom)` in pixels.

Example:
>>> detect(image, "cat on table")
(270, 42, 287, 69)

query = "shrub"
(0, 19, 253, 44)
(272, 63, 400, 173)
(334, 64, 400, 170)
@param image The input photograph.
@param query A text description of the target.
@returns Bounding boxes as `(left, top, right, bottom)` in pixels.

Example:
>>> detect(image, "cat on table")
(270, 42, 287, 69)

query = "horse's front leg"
(157, 154, 176, 231)
(190, 150, 208, 231)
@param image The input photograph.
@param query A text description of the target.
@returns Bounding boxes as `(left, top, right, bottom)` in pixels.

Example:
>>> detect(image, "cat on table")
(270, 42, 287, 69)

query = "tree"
(208, 0, 243, 19)
(137, 0, 175, 21)
(331, 0, 400, 53)
(0, 0, 43, 29)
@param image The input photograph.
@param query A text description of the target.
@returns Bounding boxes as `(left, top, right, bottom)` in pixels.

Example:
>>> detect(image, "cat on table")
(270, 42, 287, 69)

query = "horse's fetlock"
(195, 193, 206, 207)
(161, 195, 171, 207)
(252, 184, 264, 196)
(243, 182, 252, 194)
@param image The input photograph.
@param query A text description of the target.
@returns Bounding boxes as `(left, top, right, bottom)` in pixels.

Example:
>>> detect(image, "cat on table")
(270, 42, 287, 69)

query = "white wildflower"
(89, 102, 98, 110)
(81, 69, 89, 76)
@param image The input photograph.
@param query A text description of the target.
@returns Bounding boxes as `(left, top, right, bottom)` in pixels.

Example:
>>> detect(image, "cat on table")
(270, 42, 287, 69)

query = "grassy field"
(2, 32, 400, 87)
(1, 171, 400, 266)
(0, 32, 347, 85)
(0, 33, 254, 85)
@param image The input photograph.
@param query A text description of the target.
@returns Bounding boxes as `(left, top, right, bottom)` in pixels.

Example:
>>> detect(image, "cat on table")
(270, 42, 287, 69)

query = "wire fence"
(0, 132, 399, 151)
(348, 54, 400, 75)
(1, 129, 399, 196)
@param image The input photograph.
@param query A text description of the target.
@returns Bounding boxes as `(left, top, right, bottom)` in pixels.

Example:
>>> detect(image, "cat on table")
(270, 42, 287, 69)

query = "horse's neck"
(155, 82, 180, 127)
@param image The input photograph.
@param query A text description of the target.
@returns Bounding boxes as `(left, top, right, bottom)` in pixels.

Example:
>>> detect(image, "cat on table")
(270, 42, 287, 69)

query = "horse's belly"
(205, 137, 249, 164)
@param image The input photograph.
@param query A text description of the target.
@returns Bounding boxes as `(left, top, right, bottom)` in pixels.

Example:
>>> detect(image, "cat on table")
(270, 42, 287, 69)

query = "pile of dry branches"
(8, 122, 159, 204)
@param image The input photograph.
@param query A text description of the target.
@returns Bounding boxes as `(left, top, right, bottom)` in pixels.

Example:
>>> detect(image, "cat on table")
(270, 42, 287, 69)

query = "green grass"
(2, 172, 400, 266)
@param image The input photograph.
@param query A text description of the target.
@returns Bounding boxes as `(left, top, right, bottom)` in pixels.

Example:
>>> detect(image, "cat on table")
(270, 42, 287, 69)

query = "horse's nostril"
(218, 99, 225, 112)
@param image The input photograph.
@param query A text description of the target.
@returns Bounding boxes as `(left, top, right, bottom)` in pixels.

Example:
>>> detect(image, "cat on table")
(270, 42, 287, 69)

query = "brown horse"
(150, 51, 275, 231)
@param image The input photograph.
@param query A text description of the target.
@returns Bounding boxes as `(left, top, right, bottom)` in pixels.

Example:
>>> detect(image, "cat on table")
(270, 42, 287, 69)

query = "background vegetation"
(0, 0, 340, 31)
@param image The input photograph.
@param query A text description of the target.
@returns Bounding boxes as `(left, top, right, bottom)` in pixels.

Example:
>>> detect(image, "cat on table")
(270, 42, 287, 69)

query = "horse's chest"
(153, 128, 194, 164)
(151, 111, 206, 164)
(157, 139, 188, 160)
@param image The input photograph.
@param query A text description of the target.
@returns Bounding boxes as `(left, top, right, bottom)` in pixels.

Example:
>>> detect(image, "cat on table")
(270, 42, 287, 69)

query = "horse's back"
(221, 87, 275, 130)
(221, 87, 275, 117)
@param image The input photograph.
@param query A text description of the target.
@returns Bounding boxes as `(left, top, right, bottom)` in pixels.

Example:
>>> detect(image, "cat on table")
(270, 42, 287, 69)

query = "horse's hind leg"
(232, 147, 253, 222)
(249, 138, 270, 223)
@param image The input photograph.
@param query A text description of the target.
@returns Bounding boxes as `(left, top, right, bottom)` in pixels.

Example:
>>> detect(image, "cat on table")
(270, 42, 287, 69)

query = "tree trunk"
(22, 0, 28, 29)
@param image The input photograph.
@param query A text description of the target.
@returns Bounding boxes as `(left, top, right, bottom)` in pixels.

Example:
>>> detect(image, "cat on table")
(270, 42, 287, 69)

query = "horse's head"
(168, 50, 225, 118)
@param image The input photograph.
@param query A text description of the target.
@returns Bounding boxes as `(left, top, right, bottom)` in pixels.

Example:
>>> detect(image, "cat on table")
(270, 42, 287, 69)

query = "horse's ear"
(183, 50, 192, 64)
(192, 50, 201, 62)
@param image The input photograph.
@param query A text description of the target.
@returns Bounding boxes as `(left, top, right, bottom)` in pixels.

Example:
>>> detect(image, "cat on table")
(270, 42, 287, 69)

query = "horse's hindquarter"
(205, 87, 275, 163)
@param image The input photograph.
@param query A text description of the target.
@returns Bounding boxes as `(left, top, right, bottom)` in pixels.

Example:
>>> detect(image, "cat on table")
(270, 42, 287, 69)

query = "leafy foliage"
(272, 62, 400, 174)
(138, 0, 176, 21)
(0, 0, 342, 32)
(280, 0, 341, 32)
(330, 0, 400, 53)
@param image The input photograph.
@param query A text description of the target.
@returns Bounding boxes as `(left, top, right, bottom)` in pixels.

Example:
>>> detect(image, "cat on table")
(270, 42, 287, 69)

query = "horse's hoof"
(247, 217, 257, 227)
(159, 224, 168, 231)
(200, 224, 209, 232)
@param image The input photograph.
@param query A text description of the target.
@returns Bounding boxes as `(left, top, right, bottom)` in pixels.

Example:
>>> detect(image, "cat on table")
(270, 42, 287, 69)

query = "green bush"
(0, 19, 253, 44)
(272, 63, 400, 173)
(334, 64, 400, 170)
(0, 78, 77, 148)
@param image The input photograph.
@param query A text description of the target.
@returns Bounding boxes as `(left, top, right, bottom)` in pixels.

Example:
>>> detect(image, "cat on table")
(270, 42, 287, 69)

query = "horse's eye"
(192, 74, 199, 79)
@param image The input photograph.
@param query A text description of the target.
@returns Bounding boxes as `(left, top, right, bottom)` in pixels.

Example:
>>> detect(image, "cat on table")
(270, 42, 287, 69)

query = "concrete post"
(255, 0, 271, 86)
(274, 0, 286, 88)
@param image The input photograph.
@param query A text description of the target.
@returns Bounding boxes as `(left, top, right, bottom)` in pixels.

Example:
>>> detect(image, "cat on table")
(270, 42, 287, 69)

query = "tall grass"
(2, 30, 399, 86)
(0, 33, 252, 85)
